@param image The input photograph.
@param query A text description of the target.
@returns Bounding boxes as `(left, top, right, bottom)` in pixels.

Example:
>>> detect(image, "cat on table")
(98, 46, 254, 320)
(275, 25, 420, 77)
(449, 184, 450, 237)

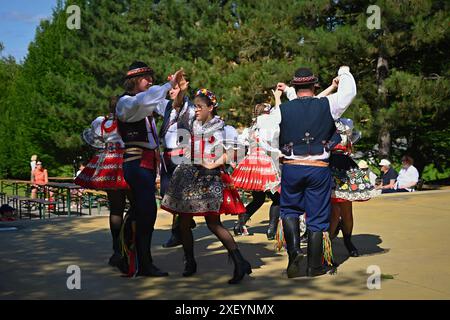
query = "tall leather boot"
(306, 230, 327, 277)
(266, 205, 280, 240)
(136, 232, 169, 277)
(343, 233, 359, 257)
(228, 249, 252, 284)
(282, 216, 304, 278)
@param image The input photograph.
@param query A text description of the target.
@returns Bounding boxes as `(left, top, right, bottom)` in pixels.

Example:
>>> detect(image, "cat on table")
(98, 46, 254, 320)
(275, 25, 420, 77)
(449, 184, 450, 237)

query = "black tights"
(106, 189, 133, 254)
(245, 191, 280, 219)
(179, 214, 237, 258)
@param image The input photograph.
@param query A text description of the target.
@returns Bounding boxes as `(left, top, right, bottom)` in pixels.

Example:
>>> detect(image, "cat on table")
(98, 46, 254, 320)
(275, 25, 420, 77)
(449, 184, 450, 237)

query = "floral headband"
(195, 88, 219, 108)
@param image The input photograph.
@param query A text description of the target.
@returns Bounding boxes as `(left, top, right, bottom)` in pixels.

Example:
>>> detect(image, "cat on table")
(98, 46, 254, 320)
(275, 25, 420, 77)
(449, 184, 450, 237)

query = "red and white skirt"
(231, 148, 280, 193)
(74, 145, 128, 190)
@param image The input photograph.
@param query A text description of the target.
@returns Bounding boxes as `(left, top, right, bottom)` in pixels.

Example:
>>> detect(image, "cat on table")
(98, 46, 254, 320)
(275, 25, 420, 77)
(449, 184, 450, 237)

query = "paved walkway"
(1, 190, 450, 299)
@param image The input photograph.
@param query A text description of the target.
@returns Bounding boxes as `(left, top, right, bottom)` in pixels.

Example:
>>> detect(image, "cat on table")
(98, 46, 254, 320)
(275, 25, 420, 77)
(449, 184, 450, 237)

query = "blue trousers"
(123, 159, 157, 241)
(280, 164, 332, 232)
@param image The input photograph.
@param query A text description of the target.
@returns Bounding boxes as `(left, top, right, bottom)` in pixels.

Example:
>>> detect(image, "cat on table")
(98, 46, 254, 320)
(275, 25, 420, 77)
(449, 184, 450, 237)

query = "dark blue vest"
(279, 97, 337, 156)
(117, 92, 155, 150)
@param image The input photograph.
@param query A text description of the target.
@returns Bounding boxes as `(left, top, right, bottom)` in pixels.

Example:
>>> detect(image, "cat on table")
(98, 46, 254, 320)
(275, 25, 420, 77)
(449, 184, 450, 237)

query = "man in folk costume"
(116, 61, 184, 277)
(277, 66, 356, 278)
(159, 74, 197, 248)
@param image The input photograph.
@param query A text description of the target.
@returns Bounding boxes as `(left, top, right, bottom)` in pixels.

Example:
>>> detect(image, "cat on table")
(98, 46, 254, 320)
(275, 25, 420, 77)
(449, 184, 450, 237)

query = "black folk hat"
(291, 67, 319, 86)
(125, 61, 154, 79)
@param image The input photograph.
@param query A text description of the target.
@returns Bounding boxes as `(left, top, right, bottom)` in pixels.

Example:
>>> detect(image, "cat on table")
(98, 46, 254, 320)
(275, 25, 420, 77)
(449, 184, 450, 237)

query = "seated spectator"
(75, 163, 85, 178)
(358, 160, 377, 186)
(0, 204, 17, 221)
(31, 161, 48, 199)
(376, 159, 398, 193)
(395, 155, 419, 192)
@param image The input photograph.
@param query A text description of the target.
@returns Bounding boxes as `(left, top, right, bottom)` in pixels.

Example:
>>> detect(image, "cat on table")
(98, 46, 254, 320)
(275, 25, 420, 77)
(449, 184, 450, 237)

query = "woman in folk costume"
(310, 77, 381, 257)
(74, 96, 133, 268)
(328, 118, 381, 257)
(232, 89, 283, 240)
(115, 61, 184, 277)
(161, 88, 251, 284)
(160, 74, 197, 249)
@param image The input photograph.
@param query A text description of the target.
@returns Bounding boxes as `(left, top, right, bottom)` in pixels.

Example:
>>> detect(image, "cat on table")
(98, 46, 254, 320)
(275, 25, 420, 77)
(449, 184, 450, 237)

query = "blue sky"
(0, 0, 57, 63)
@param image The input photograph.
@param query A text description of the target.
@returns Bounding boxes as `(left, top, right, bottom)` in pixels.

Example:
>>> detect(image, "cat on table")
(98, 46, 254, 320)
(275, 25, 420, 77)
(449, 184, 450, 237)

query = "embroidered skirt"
(161, 164, 245, 216)
(74, 144, 128, 190)
(330, 153, 381, 202)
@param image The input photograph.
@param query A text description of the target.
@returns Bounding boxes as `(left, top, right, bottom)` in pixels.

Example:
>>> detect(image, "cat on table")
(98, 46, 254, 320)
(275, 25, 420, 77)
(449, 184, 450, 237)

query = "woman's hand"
(271, 89, 282, 100)
(331, 77, 340, 90)
(170, 68, 185, 88)
(179, 77, 189, 92)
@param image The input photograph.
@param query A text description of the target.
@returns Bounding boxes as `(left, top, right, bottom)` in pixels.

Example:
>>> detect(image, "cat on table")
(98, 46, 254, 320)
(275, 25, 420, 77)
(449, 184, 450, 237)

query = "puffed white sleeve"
(284, 86, 297, 101)
(116, 82, 172, 122)
(326, 67, 357, 120)
(82, 116, 106, 148)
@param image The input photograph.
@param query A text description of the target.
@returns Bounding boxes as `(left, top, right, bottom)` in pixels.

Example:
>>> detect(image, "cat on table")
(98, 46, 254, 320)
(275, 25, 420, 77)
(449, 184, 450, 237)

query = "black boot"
(282, 216, 304, 278)
(266, 205, 280, 240)
(163, 226, 182, 248)
(306, 230, 327, 277)
(108, 234, 122, 267)
(182, 254, 197, 277)
(228, 249, 252, 284)
(136, 233, 169, 277)
(233, 214, 251, 236)
(343, 233, 359, 257)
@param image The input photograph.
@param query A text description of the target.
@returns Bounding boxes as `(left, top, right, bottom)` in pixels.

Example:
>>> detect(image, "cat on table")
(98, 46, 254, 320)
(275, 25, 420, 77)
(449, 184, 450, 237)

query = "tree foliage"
(0, 0, 448, 178)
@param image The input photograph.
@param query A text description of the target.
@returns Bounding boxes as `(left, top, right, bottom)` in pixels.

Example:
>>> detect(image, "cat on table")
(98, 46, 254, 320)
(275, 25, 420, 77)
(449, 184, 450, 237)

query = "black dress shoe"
(136, 264, 169, 277)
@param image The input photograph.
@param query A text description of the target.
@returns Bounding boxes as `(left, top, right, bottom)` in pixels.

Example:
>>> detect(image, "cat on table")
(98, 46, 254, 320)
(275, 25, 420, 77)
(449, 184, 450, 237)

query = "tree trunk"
(377, 55, 390, 158)
(378, 127, 391, 158)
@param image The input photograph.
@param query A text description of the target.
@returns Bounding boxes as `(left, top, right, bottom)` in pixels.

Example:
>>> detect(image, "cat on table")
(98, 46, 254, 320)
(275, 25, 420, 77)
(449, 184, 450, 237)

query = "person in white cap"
(376, 159, 398, 193)
(358, 160, 377, 186)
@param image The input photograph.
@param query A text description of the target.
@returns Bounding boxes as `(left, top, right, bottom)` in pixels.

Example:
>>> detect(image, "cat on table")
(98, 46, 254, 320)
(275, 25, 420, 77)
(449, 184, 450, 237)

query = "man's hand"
(276, 82, 287, 92)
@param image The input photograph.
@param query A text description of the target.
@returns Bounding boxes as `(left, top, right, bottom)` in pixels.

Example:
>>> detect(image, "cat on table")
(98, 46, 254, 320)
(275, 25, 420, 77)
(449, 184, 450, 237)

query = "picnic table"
(48, 177, 75, 182)
(0, 179, 33, 196)
(44, 182, 83, 217)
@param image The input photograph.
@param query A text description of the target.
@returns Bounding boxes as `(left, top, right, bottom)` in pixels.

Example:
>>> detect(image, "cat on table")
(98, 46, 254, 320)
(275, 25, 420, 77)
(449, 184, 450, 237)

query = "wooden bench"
(82, 189, 109, 215)
(27, 198, 58, 219)
(8, 195, 33, 219)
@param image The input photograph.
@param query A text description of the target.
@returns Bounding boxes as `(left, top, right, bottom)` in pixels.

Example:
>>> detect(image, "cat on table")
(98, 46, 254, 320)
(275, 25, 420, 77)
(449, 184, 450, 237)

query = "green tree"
(0, 0, 449, 179)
